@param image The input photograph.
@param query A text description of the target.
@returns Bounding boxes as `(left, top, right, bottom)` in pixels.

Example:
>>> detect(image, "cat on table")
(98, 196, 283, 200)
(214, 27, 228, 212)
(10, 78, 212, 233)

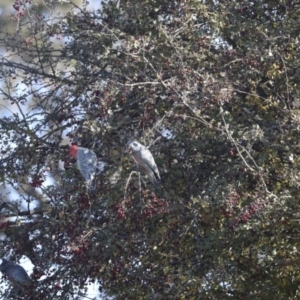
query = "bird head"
(126, 139, 140, 153)
(69, 144, 78, 158)
(0, 258, 10, 272)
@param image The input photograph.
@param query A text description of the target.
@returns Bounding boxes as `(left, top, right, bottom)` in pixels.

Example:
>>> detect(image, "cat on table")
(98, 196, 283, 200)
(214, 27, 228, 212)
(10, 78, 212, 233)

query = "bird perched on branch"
(69, 144, 98, 186)
(0, 258, 30, 286)
(127, 139, 161, 188)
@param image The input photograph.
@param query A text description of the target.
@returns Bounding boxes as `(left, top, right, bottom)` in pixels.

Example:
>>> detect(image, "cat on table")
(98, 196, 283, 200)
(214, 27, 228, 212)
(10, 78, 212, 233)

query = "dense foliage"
(1, 0, 300, 299)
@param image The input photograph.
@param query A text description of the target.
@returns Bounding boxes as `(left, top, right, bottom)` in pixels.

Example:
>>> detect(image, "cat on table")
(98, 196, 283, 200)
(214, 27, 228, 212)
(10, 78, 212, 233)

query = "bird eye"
(133, 142, 138, 146)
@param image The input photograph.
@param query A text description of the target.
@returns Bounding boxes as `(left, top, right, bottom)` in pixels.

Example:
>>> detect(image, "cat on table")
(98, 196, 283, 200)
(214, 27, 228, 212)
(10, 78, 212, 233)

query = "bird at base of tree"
(127, 139, 161, 189)
(0, 258, 30, 286)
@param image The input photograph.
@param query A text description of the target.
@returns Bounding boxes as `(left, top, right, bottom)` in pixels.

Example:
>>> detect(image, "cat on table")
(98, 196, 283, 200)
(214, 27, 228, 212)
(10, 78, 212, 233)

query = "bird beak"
(126, 146, 132, 154)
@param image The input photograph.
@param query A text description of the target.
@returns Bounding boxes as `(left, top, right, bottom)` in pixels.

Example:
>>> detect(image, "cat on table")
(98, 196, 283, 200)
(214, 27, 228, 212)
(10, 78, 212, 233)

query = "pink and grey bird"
(127, 139, 161, 188)
(0, 259, 30, 286)
(69, 145, 98, 185)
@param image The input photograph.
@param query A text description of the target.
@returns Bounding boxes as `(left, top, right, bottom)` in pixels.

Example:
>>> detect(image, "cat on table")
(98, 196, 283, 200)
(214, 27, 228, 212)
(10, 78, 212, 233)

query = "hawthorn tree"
(1, 0, 300, 299)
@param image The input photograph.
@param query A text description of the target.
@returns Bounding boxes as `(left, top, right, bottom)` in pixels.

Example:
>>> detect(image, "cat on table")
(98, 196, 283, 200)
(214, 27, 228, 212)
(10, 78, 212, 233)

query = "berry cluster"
(12, 0, 30, 19)
(30, 174, 45, 188)
(143, 195, 169, 217)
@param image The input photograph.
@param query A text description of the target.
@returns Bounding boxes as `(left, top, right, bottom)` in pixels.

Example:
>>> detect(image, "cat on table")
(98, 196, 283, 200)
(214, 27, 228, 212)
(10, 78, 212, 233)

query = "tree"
(1, 0, 300, 299)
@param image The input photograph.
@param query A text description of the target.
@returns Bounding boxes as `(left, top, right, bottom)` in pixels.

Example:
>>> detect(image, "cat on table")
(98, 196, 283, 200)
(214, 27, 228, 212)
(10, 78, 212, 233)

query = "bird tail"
(148, 171, 160, 189)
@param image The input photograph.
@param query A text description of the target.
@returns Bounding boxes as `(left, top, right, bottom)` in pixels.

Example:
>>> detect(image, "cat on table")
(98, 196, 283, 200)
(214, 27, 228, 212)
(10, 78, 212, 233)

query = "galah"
(0, 258, 30, 286)
(127, 139, 161, 188)
(69, 145, 97, 186)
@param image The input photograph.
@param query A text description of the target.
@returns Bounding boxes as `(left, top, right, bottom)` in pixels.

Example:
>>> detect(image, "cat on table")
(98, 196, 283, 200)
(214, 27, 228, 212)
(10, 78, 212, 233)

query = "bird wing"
(10, 266, 30, 285)
(140, 146, 161, 181)
(76, 147, 98, 182)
